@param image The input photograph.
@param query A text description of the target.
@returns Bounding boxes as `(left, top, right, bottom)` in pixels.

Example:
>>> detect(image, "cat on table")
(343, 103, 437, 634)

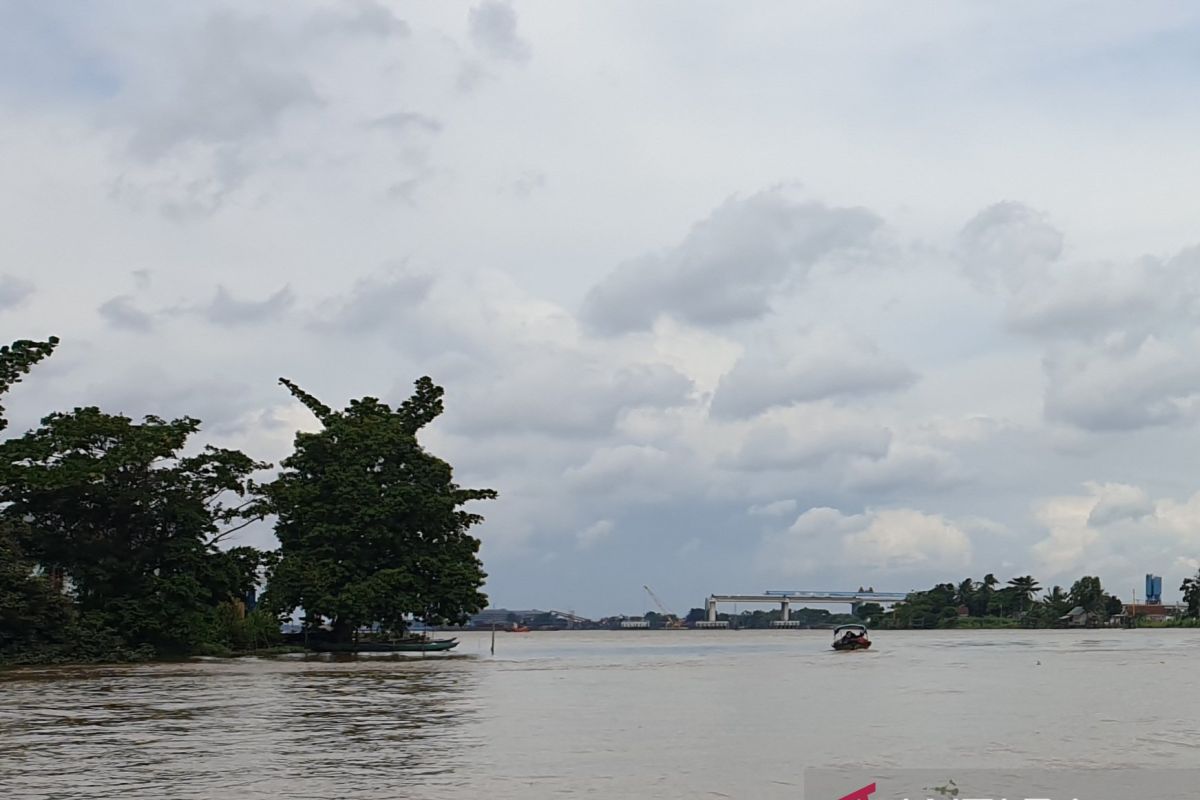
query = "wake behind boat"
(832, 624, 871, 651)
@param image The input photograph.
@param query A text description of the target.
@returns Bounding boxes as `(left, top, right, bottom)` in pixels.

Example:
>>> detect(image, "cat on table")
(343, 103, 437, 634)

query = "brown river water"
(2, 629, 1199, 799)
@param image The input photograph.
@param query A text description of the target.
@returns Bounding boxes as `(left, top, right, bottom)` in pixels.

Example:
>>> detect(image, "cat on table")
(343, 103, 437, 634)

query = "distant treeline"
(0, 337, 493, 665)
(869, 573, 1200, 629)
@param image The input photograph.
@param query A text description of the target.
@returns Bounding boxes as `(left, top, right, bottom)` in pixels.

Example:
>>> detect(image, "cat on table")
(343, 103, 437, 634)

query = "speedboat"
(832, 623, 871, 650)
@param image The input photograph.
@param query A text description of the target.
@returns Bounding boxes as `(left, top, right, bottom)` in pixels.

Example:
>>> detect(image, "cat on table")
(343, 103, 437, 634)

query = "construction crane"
(643, 585, 684, 628)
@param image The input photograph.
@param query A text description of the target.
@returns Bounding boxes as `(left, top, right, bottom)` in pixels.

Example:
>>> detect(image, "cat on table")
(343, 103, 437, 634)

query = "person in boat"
(840, 629, 861, 645)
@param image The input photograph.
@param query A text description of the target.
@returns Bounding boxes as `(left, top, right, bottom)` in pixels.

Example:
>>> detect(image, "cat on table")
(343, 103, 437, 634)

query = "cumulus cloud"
(204, 285, 294, 325)
(1085, 482, 1153, 527)
(468, 1, 530, 63)
(118, 12, 322, 160)
(761, 506, 973, 575)
(957, 202, 1063, 292)
(312, 268, 434, 333)
(98, 295, 155, 331)
(710, 329, 915, 419)
(0, 275, 33, 311)
(581, 189, 882, 334)
(451, 358, 694, 438)
(960, 203, 1200, 432)
(576, 519, 614, 550)
(728, 409, 891, 471)
(1043, 335, 1200, 430)
(748, 499, 798, 517)
(1031, 482, 1200, 583)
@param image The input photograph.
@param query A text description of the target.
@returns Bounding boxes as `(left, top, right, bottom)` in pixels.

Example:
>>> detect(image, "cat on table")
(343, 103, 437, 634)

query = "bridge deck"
(708, 592, 908, 604)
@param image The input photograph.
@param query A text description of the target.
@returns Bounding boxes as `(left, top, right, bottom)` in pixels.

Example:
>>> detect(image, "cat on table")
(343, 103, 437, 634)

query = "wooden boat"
(307, 637, 459, 653)
(832, 624, 871, 651)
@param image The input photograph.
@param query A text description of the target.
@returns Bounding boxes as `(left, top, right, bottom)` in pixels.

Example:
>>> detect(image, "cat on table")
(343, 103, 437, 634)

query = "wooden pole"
(491, 623, 496, 655)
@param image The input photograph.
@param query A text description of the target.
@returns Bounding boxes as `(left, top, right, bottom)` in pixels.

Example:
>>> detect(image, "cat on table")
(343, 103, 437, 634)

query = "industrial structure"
(698, 589, 909, 627)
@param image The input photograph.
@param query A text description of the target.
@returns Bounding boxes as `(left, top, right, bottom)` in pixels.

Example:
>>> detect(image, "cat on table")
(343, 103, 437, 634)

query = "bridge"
(700, 589, 909, 627)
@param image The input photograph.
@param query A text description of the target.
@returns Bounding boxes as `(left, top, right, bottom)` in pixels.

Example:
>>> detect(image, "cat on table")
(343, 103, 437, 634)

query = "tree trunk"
(332, 617, 353, 644)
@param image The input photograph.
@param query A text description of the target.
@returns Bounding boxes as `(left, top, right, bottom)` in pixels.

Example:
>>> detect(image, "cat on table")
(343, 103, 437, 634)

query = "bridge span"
(701, 589, 909, 627)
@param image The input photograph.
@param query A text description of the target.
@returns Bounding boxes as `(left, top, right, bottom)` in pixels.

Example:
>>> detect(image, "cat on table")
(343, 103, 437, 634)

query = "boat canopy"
(833, 624, 868, 634)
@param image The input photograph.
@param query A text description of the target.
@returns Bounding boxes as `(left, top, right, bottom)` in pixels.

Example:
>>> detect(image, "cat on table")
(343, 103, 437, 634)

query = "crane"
(643, 585, 684, 628)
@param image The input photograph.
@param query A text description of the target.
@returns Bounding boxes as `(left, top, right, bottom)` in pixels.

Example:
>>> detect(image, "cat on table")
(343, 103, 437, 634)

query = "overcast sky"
(4, 1, 1200, 616)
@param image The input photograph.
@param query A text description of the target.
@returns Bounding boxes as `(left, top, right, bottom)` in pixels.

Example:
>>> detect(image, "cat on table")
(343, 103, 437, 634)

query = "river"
(3, 629, 1199, 799)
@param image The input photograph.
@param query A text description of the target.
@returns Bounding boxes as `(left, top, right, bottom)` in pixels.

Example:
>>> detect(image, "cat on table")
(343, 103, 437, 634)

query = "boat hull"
(832, 639, 871, 651)
(307, 638, 459, 653)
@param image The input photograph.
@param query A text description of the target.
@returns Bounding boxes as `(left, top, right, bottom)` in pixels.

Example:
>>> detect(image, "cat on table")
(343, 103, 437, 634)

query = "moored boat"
(832, 624, 871, 650)
(307, 638, 459, 653)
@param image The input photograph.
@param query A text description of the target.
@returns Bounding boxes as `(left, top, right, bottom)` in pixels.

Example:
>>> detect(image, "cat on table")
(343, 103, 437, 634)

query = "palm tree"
(1007, 575, 1041, 613)
(954, 578, 976, 613)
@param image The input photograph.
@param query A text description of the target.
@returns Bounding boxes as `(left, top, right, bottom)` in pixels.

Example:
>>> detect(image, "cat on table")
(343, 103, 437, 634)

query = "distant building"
(1146, 574, 1163, 605)
(1121, 603, 1182, 623)
(1059, 606, 1104, 627)
(468, 609, 541, 628)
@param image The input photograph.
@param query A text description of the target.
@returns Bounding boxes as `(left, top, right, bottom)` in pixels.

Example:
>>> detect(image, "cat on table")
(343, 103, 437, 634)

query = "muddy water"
(3, 629, 1199, 799)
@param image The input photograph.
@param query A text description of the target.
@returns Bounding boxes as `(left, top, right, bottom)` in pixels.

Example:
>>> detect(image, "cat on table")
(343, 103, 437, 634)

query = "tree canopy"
(0, 407, 269, 655)
(0, 337, 498, 662)
(264, 376, 495, 641)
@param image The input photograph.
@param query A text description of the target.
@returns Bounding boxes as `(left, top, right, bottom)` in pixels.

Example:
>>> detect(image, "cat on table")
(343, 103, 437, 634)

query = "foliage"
(264, 377, 494, 641)
(0, 335, 495, 663)
(883, 573, 1126, 629)
(0, 336, 58, 433)
(1182, 570, 1200, 618)
(0, 522, 76, 661)
(0, 406, 268, 657)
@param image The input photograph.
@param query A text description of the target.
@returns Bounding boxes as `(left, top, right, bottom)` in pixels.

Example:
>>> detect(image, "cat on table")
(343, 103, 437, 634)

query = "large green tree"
(1181, 571, 1200, 618)
(0, 408, 268, 655)
(0, 336, 76, 660)
(0, 522, 77, 661)
(264, 377, 494, 641)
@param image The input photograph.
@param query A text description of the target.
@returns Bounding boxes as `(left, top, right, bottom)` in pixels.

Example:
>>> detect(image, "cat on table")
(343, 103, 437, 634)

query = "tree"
(954, 579, 976, 612)
(0, 336, 58, 433)
(855, 602, 884, 623)
(1007, 575, 1041, 613)
(1067, 576, 1117, 623)
(264, 377, 495, 642)
(0, 408, 268, 655)
(1182, 570, 1200, 619)
(0, 522, 76, 660)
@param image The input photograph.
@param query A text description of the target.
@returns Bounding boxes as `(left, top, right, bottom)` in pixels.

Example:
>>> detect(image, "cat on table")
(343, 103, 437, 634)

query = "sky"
(4, 1, 1200, 617)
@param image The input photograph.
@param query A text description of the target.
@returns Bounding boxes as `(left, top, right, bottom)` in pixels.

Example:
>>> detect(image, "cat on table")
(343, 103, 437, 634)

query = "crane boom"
(643, 584, 671, 615)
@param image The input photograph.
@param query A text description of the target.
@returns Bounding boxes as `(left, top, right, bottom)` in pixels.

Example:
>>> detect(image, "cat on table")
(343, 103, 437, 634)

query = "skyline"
(6, 2, 1200, 616)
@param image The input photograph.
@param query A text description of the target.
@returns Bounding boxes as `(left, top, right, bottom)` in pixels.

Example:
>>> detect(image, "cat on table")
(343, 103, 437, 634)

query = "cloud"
(576, 519, 614, 550)
(312, 268, 434, 334)
(957, 202, 1063, 292)
(304, 1, 410, 39)
(468, 1, 530, 63)
(840, 442, 967, 494)
(368, 111, 443, 135)
(710, 329, 916, 419)
(118, 12, 321, 160)
(761, 506, 973, 575)
(961, 204, 1200, 432)
(204, 285, 294, 325)
(748, 499, 798, 517)
(1085, 482, 1153, 527)
(581, 188, 882, 334)
(0, 275, 34, 311)
(98, 295, 155, 332)
(1043, 335, 1200, 430)
(451, 359, 694, 438)
(728, 409, 892, 471)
